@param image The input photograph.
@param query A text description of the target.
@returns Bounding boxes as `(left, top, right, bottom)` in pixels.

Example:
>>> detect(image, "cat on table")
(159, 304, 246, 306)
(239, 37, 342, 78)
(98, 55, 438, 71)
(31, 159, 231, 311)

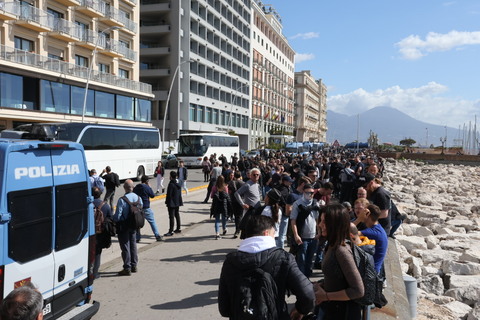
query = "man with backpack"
(92, 186, 112, 279)
(218, 215, 315, 320)
(114, 179, 143, 276)
(89, 169, 104, 193)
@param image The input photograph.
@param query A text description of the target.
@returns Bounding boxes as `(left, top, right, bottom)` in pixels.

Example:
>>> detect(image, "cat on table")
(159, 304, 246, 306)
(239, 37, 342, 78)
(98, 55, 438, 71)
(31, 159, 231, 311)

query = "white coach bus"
(2, 122, 161, 180)
(177, 133, 239, 167)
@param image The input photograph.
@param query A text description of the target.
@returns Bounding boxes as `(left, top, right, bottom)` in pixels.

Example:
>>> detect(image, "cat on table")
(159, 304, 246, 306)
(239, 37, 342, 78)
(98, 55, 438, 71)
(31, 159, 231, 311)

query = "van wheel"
(136, 166, 144, 181)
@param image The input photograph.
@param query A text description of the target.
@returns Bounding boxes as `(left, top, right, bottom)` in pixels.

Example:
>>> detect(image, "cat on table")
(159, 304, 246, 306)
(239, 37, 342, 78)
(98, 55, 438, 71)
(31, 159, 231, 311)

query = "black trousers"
(167, 206, 181, 232)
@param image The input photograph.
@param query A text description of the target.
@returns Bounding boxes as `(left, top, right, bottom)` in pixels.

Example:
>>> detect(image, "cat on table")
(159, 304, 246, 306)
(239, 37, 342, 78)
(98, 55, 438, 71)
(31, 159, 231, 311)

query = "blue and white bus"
(0, 138, 99, 319)
(3, 122, 161, 180)
(177, 133, 239, 167)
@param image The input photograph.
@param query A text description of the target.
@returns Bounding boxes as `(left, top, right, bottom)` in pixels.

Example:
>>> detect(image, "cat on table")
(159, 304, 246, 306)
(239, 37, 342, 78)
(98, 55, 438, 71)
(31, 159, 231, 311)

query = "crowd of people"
(203, 149, 396, 319)
(2, 148, 403, 320)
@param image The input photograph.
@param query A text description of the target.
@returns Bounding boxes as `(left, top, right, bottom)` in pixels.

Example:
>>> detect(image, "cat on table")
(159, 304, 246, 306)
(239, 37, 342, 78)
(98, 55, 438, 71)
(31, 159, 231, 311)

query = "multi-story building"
(294, 70, 327, 142)
(140, 0, 251, 149)
(0, 0, 153, 130)
(250, 1, 295, 149)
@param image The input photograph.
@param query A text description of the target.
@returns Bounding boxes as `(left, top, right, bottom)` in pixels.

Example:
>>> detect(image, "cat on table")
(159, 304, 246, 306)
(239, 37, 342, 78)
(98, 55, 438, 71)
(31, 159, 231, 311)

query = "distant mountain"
(326, 106, 460, 147)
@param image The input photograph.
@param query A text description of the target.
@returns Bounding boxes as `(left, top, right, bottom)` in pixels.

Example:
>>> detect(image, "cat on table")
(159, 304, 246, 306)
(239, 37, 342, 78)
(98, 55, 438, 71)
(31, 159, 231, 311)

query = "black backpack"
(351, 242, 386, 307)
(231, 249, 287, 320)
(121, 196, 145, 229)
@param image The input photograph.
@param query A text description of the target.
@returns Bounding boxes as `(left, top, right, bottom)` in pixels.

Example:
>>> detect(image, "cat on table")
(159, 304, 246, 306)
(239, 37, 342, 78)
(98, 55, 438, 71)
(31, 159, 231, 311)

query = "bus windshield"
(177, 136, 205, 156)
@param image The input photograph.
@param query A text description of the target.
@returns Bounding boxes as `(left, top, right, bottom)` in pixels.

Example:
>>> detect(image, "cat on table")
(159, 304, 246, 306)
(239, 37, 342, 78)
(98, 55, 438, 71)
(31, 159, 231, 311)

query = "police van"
(0, 138, 99, 319)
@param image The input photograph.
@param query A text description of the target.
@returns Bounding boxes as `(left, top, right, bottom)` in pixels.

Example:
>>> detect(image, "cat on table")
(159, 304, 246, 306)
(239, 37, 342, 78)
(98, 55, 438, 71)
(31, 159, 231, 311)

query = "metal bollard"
(403, 274, 417, 319)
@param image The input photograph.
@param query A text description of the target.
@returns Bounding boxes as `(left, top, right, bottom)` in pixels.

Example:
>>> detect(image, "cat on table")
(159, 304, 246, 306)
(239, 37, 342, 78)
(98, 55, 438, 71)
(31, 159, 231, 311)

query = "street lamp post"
(162, 59, 194, 153)
(81, 25, 121, 123)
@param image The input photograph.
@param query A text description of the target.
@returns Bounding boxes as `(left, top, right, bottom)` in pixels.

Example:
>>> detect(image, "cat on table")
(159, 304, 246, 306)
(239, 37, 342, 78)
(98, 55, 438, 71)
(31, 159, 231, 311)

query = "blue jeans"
(296, 238, 317, 278)
(145, 208, 160, 237)
(314, 238, 327, 265)
(215, 213, 227, 234)
(276, 215, 289, 249)
(136, 208, 160, 241)
(179, 179, 188, 194)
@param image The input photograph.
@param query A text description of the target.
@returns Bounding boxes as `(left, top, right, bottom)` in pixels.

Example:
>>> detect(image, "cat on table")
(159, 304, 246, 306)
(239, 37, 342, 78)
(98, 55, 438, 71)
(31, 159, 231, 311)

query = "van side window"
(55, 182, 88, 251)
(8, 187, 53, 263)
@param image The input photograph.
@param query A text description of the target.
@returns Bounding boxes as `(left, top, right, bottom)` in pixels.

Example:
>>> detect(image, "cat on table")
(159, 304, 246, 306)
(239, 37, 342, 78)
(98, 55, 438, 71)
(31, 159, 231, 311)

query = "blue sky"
(268, 0, 480, 128)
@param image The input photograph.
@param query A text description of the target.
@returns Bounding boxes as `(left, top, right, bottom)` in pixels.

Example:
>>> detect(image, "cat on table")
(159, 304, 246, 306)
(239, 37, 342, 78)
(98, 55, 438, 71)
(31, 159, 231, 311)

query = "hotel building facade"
(0, 0, 154, 130)
(294, 70, 327, 142)
(250, 0, 295, 149)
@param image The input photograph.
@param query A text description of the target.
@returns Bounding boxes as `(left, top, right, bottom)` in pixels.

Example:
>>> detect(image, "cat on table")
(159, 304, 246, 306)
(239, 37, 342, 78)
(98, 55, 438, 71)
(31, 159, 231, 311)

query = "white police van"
(0, 137, 99, 319)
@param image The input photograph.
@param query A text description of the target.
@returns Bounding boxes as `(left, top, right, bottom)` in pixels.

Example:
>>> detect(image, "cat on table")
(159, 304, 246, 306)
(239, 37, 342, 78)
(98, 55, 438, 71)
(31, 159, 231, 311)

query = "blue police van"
(0, 138, 99, 319)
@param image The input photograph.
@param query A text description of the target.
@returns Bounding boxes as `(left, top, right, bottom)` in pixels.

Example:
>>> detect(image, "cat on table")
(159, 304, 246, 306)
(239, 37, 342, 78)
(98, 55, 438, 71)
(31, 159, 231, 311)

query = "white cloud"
(327, 82, 478, 126)
(295, 53, 315, 63)
(290, 32, 320, 40)
(396, 30, 480, 60)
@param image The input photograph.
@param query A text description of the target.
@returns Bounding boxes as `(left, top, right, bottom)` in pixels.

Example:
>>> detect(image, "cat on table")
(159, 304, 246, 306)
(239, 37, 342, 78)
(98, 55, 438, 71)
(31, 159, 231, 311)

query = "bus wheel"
(136, 166, 144, 181)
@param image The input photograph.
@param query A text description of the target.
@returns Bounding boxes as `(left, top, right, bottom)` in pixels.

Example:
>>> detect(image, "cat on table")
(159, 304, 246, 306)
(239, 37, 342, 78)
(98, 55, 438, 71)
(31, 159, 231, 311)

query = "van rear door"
(50, 147, 91, 317)
(3, 146, 57, 303)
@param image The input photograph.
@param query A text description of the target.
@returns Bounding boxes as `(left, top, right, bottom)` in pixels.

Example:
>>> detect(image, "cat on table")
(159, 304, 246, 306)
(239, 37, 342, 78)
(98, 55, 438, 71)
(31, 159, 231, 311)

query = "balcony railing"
(78, 0, 107, 15)
(0, 1, 19, 17)
(17, 3, 55, 30)
(0, 44, 151, 94)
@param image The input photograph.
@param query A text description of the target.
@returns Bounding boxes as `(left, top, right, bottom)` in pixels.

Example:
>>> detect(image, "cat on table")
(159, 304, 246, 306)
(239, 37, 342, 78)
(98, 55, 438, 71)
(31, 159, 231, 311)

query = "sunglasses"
(251, 173, 260, 176)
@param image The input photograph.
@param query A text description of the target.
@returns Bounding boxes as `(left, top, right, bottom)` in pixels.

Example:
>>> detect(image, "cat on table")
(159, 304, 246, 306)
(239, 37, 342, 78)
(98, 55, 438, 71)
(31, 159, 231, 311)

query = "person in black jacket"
(100, 166, 120, 208)
(164, 171, 183, 236)
(218, 215, 315, 320)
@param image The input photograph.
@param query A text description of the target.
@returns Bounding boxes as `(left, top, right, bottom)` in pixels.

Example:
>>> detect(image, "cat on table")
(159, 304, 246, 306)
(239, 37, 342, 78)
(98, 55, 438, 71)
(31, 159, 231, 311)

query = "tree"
(399, 138, 416, 147)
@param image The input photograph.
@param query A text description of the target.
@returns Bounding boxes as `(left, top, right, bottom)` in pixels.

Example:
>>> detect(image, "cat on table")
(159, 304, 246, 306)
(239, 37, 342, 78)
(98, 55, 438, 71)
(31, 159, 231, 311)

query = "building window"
(189, 104, 196, 121)
(136, 99, 151, 122)
(197, 105, 204, 122)
(206, 107, 212, 124)
(14, 36, 34, 52)
(71, 86, 93, 116)
(40, 80, 70, 114)
(98, 63, 110, 73)
(119, 68, 129, 79)
(75, 55, 88, 67)
(95, 91, 114, 118)
(116, 95, 134, 120)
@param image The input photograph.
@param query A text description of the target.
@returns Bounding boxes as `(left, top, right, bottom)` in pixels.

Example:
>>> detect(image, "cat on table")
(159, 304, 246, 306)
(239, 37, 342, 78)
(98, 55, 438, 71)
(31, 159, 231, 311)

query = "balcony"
(49, 19, 81, 42)
(123, 0, 137, 6)
(16, 5, 54, 32)
(0, 1, 18, 20)
(97, 36, 123, 58)
(118, 45, 137, 62)
(118, 15, 137, 34)
(140, 45, 170, 56)
(140, 22, 170, 35)
(140, 64, 170, 77)
(54, 0, 80, 6)
(0, 44, 152, 94)
(76, 0, 106, 18)
(73, 28, 97, 50)
(99, 6, 123, 27)
(140, 0, 170, 13)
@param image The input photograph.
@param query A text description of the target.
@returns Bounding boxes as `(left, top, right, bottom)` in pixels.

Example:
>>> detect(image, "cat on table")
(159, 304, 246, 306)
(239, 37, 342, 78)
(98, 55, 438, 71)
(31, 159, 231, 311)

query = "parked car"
(161, 154, 178, 168)
(246, 150, 260, 159)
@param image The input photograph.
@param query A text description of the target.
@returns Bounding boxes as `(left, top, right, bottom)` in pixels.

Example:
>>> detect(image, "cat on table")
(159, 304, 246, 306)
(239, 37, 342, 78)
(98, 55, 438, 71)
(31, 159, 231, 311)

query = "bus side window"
(55, 182, 88, 251)
(7, 187, 53, 263)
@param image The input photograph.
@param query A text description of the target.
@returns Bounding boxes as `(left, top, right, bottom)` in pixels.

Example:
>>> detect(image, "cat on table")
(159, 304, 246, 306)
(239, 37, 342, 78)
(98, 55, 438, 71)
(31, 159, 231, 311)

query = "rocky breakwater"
(383, 159, 480, 320)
